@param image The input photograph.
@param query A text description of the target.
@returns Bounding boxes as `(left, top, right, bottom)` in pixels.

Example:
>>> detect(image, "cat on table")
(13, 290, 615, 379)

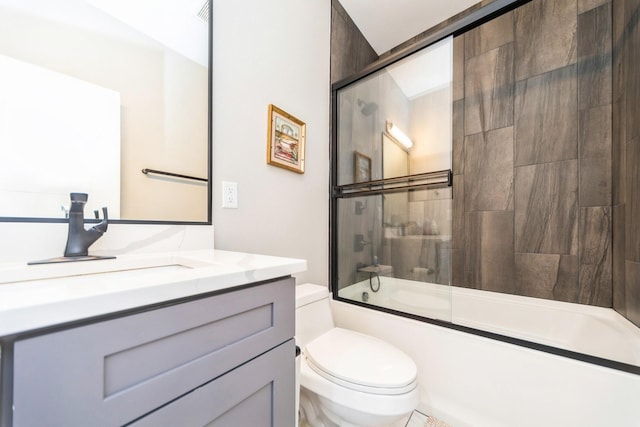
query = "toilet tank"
(295, 284, 335, 348)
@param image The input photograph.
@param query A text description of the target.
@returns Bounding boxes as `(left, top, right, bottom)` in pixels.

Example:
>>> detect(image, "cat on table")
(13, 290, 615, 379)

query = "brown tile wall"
(612, 0, 640, 326)
(452, 0, 614, 307)
(330, 0, 378, 83)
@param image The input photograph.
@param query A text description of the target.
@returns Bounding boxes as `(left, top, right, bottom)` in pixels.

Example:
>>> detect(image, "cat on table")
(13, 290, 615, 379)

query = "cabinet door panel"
(13, 277, 294, 426)
(132, 339, 295, 427)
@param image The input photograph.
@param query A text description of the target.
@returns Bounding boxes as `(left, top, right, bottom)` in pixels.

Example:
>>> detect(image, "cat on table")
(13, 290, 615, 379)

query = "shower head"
(357, 99, 378, 116)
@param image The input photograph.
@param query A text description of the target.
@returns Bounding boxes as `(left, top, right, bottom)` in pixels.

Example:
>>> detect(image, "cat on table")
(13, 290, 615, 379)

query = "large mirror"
(0, 0, 211, 223)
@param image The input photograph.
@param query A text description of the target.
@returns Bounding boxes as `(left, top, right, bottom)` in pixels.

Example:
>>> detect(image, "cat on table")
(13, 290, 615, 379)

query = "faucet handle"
(86, 206, 109, 235)
(92, 207, 109, 221)
(100, 207, 109, 232)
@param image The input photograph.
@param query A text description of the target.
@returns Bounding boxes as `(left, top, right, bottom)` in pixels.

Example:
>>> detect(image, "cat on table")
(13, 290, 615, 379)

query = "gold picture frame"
(267, 104, 306, 174)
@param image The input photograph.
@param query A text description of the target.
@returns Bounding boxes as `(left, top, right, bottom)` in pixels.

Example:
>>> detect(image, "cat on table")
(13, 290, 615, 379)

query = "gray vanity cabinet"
(11, 277, 295, 427)
(131, 340, 294, 426)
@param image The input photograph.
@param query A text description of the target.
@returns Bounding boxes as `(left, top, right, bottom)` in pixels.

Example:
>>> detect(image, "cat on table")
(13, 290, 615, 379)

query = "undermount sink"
(0, 254, 221, 285)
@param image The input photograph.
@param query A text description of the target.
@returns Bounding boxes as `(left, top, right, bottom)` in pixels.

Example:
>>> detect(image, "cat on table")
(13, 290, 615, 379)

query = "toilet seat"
(304, 328, 417, 395)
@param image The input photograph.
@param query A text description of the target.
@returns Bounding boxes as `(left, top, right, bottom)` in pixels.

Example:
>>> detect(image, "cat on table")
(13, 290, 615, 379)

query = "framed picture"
(354, 151, 371, 183)
(267, 104, 306, 174)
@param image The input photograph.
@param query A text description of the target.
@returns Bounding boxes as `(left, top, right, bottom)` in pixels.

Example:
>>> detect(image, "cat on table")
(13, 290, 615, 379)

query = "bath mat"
(405, 410, 452, 427)
(424, 415, 452, 427)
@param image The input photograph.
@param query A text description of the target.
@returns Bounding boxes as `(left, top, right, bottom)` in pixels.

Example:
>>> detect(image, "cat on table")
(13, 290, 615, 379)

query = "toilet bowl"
(296, 283, 419, 427)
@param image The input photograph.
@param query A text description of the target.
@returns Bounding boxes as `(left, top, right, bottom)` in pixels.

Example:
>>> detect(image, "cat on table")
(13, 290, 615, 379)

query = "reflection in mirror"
(336, 37, 452, 186)
(382, 131, 408, 179)
(0, 0, 210, 222)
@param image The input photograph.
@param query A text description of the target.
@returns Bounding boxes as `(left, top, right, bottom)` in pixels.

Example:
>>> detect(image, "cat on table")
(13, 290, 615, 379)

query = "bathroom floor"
(299, 409, 451, 427)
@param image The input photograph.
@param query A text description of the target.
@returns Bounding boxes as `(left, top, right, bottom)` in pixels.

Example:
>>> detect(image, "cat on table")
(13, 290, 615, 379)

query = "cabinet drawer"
(132, 339, 295, 427)
(13, 277, 294, 427)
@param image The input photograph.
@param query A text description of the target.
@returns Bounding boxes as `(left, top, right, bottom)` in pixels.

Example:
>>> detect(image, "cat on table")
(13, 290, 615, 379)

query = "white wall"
(211, 0, 330, 286)
(332, 300, 640, 427)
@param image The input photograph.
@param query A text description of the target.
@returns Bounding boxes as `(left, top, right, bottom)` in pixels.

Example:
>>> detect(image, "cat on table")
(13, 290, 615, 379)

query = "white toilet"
(295, 283, 419, 427)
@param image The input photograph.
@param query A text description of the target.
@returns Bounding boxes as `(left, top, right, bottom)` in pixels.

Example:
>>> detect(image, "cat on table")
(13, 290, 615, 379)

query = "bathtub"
(338, 277, 640, 367)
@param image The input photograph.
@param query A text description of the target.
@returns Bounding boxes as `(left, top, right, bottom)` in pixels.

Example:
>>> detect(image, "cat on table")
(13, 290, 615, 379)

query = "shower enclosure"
(331, 0, 640, 375)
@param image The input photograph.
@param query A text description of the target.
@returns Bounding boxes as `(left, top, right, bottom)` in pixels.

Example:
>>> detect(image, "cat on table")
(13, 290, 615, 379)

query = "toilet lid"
(304, 328, 417, 395)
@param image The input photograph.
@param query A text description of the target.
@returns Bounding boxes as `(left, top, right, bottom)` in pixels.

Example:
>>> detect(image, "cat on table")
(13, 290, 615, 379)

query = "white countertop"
(0, 250, 306, 336)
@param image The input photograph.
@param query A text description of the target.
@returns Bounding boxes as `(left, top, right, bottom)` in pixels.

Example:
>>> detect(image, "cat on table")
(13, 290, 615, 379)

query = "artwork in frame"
(354, 151, 371, 183)
(267, 104, 306, 174)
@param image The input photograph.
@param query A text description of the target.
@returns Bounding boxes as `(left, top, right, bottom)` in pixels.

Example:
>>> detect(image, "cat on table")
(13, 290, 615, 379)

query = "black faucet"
(64, 193, 109, 258)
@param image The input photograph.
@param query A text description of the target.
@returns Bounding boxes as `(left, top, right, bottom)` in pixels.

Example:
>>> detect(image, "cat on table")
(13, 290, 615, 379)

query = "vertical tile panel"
(464, 44, 514, 135)
(515, 253, 560, 299)
(625, 260, 640, 327)
(580, 157, 612, 207)
(579, 105, 612, 206)
(465, 211, 516, 293)
(515, 253, 578, 302)
(453, 35, 465, 102)
(612, 98, 627, 205)
(626, 0, 640, 142)
(577, 3, 612, 109)
(578, 206, 613, 306)
(515, 161, 579, 254)
(551, 255, 582, 302)
(451, 248, 467, 287)
(579, 104, 612, 159)
(514, 65, 578, 166)
(625, 137, 640, 261)
(612, 204, 626, 315)
(514, 0, 578, 81)
(452, 99, 465, 175)
(464, 127, 514, 211)
(515, 253, 579, 300)
(610, 0, 624, 317)
(451, 175, 464, 287)
(621, 0, 640, 328)
(465, 11, 514, 59)
(452, 176, 465, 250)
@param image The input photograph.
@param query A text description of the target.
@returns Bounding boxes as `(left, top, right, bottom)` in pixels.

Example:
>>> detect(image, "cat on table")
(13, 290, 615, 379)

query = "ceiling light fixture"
(386, 121, 413, 149)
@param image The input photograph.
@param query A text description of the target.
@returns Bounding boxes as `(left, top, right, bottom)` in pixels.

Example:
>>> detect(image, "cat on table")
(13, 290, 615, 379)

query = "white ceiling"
(85, 0, 209, 66)
(0, 0, 208, 66)
(339, 0, 480, 55)
(386, 37, 452, 99)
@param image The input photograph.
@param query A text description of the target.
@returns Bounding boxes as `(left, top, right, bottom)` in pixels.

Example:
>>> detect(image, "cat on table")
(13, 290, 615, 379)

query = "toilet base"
(299, 386, 413, 427)
(299, 387, 336, 427)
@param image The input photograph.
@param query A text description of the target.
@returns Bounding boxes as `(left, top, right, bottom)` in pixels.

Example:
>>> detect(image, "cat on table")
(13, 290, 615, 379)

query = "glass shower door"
(332, 37, 454, 323)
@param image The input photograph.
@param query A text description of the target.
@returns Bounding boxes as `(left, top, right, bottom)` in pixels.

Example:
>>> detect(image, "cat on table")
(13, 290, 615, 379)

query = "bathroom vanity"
(0, 250, 305, 426)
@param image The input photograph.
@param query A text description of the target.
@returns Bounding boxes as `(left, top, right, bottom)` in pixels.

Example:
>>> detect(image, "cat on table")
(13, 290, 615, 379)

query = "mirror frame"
(0, 0, 212, 226)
